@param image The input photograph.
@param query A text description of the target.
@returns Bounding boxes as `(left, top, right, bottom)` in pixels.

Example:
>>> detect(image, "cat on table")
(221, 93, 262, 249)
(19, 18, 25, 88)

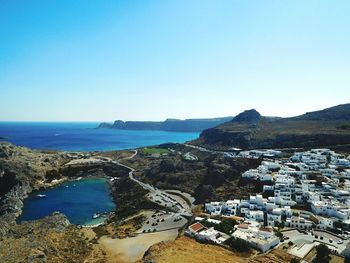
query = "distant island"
(98, 116, 233, 132)
(193, 103, 350, 150)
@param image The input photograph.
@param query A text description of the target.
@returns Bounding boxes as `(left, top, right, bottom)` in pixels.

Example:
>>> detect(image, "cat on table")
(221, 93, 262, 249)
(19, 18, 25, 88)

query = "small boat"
(36, 194, 46, 198)
(92, 213, 101, 219)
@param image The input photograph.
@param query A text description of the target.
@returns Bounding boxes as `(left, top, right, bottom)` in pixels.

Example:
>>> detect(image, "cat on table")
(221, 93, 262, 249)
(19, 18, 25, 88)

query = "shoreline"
(18, 176, 117, 227)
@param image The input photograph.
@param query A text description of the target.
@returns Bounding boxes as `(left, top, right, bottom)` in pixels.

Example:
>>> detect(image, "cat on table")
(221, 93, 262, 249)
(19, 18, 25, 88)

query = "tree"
(274, 220, 285, 230)
(225, 237, 251, 253)
(333, 220, 343, 229)
(201, 219, 237, 235)
(290, 258, 299, 263)
(275, 231, 283, 239)
(313, 244, 331, 263)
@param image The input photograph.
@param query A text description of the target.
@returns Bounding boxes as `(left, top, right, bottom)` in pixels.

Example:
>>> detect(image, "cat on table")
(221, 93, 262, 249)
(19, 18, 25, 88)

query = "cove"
(18, 178, 116, 226)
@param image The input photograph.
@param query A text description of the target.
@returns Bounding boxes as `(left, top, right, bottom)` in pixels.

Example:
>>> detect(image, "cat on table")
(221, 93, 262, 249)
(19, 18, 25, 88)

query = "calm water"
(18, 178, 115, 225)
(0, 122, 199, 151)
(3, 122, 199, 225)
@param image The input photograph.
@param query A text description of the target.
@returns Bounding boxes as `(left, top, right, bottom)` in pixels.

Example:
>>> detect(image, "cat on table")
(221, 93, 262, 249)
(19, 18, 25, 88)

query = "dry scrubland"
(140, 236, 248, 263)
(140, 235, 295, 263)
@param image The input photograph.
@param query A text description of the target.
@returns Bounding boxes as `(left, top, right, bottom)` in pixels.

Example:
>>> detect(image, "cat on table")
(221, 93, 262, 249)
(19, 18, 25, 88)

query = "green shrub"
(313, 244, 331, 263)
(201, 219, 237, 235)
(225, 237, 251, 253)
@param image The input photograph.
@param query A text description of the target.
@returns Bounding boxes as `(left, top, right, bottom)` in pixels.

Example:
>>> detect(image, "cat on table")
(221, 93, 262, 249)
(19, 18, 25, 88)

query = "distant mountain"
(98, 117, 234, 132)
(231, 109, 262, 123)
(193, 103, 350, 150)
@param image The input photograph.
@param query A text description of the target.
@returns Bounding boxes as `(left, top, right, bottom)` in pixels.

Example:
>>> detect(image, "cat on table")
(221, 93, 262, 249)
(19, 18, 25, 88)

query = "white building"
(286, 216, 314, 230)
(232, 222, 279, 252)
(186, 222, 229, 244)
(205, 202, 223, 216)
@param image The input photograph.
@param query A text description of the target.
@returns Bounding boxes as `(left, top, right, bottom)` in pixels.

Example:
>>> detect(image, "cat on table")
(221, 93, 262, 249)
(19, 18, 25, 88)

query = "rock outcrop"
(0, 142, 68, 235)
(194, 103, 350, 150)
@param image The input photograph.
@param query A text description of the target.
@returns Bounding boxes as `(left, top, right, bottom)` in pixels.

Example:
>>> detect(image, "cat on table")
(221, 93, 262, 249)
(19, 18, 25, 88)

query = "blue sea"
(0, 122, 199, 151)
(18, 178, 115, 226)
(2, 122, 199, 225)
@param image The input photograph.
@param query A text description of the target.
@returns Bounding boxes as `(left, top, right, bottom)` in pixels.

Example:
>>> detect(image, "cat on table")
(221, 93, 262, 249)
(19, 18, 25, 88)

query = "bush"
(201, 219, 237, 235)
(275, 231, 283, 239)
(225, 237, 251, 253)
(313, 244, 331, 263)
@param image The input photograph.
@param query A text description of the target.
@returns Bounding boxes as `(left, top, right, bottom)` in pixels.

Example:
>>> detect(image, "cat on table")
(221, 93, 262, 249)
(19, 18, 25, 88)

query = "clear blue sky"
(1, 0, 349, 121)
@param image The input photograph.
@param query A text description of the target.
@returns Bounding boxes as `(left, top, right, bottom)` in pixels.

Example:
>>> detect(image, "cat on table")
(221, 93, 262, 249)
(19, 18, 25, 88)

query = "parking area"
(136, 211, 187, 233)
(311, 230, 348, 253)
(147, 191, 191, 215)
(281, 229, 349, 255)
(312, 230, 343, 244)
(282, 230, 313, 244)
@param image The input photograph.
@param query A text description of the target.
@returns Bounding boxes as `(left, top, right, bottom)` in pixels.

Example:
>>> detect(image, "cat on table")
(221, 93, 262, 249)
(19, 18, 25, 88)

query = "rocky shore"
(0, 142, 69, 235)
(0, 142, 129, 236)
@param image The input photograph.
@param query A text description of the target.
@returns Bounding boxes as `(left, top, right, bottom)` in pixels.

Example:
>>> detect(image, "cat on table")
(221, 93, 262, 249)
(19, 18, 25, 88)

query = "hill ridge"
(193, 103, 350, 150)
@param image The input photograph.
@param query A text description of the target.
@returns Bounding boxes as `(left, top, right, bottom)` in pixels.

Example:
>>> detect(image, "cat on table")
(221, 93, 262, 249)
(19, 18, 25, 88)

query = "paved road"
(112, 150, 192, 217)
(184, 143, 237, 158)
(281, 229, 348, 254)
(184, 143, 217, 154)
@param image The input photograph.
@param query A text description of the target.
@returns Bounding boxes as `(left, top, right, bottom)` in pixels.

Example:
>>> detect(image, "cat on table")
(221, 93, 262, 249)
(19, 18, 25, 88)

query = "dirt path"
(99, 229, 178, 263)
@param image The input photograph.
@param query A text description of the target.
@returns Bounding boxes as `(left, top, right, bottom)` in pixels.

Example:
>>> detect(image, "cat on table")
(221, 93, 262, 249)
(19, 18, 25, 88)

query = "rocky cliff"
(0, 143, 69, 235)
(98, 116, 233, 132)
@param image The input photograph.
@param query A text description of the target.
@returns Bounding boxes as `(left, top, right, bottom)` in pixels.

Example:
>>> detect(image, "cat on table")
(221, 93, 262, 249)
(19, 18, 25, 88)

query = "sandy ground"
(99, 229, 178, 263)
(140, 235, 246, 263)
(248, 248, 293, 263)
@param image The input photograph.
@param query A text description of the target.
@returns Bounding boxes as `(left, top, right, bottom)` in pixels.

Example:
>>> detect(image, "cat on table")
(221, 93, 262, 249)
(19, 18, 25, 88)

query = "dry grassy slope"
(140, 236, 248, 263)
(141, 235, 294, 263)
(248, 249, 293, 263)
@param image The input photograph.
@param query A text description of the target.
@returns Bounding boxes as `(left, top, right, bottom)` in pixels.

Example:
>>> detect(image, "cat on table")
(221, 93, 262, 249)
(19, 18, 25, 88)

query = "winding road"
(111, 150, 192, 216)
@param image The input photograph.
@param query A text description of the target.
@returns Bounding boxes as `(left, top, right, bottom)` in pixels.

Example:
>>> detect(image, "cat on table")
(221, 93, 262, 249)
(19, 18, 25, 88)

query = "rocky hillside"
(128, 144, 261, 203)
(98, 116, 233, 132)
(0, 143, 69, 235)
(193, 103, 350, 150)
(0, 142, 129, 236)
(0, 212, 95, 263)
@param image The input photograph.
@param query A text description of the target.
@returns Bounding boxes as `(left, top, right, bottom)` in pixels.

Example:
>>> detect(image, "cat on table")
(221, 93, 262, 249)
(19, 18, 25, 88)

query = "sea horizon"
(0, 122, 199, 152)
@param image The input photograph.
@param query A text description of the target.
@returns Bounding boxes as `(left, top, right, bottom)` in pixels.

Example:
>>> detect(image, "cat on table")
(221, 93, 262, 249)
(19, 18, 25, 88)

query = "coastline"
(19, 176, 116, 226)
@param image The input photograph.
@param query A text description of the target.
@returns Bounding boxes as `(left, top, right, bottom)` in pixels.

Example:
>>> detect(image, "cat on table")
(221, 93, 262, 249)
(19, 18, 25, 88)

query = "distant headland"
(98, 117, 233, 132)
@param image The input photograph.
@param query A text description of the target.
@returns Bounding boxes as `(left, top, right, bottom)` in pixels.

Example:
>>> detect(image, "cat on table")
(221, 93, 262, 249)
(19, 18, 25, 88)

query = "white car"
(337, 240, 344, 244)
